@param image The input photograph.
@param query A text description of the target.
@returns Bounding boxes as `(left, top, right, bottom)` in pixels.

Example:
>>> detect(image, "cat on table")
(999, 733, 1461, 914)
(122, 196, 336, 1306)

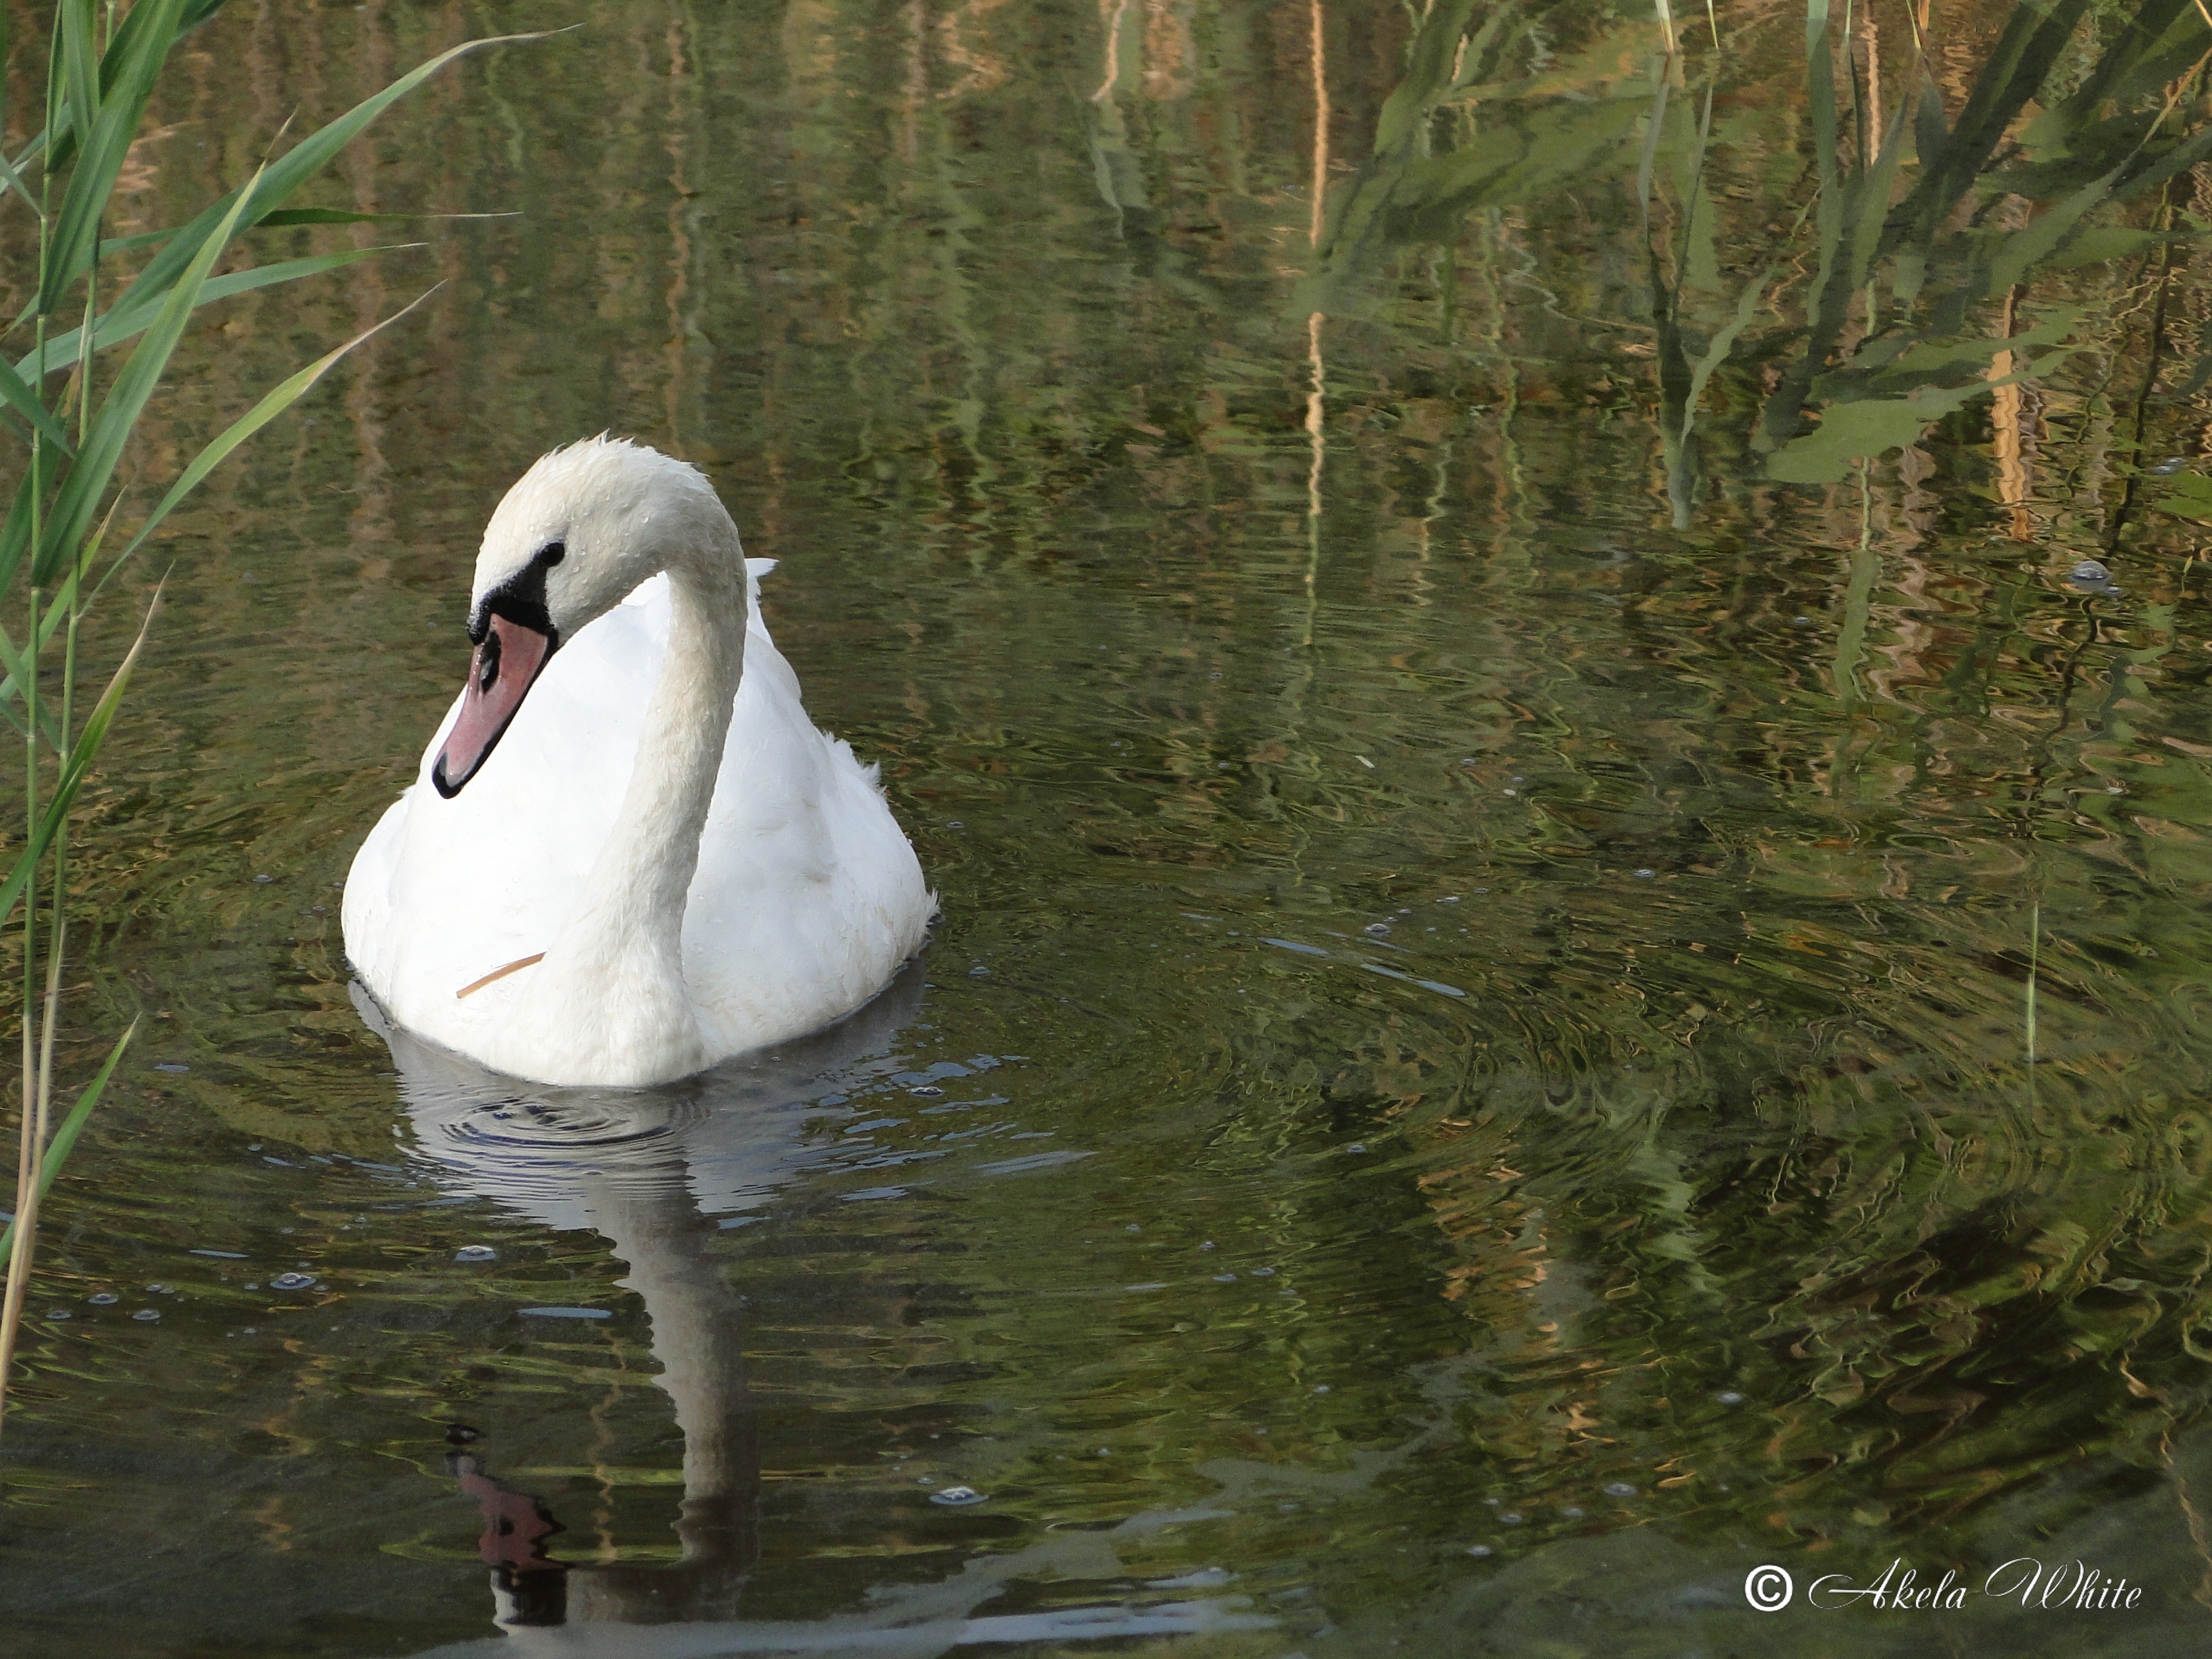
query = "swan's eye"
(477, 627, 502, 691)
(535, 540, 565, 567)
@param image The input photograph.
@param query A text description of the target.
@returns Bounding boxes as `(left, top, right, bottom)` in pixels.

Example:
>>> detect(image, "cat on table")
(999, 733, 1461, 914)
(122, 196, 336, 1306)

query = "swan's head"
(433, 437, 739, 797)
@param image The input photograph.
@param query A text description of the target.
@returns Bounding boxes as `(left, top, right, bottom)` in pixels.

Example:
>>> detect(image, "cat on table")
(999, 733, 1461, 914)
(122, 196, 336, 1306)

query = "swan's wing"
(345, 581, 670, 1047)
(682, 586, 933, 1054)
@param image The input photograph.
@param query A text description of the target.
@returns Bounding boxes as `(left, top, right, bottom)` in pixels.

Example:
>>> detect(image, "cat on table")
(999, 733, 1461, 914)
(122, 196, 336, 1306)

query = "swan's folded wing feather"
(682, 629, 932, 1055)
(346, 589, 666, 1048)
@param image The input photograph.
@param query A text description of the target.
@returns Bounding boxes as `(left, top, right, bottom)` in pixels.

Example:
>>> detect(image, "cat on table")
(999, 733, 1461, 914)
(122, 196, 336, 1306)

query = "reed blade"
(36, 0, 188, 320)
(16, 243, 426, 381)
(0, 1018, 136, 1267)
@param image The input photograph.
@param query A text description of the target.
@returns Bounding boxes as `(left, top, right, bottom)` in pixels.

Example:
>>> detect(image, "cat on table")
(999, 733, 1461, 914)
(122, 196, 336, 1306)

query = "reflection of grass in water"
(2027, 901, 2040, 1071)
(1310, 0, 2212, 511)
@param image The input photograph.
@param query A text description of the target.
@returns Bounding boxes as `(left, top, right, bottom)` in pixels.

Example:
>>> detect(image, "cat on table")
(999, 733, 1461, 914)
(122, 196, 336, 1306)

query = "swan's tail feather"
(744, 557, 778, 611)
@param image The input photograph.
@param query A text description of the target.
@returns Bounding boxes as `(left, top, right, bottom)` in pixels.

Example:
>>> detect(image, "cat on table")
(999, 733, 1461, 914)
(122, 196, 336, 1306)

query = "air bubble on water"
(271, 1272, 314, 1291)
(88, 1293, 119, 1306)
(147, 1284, 173, 1295)
(1125, 1224, 1141, 1233)
(1633, 869, 1655, 879)
(2069, 558, 2112, 584)
(1500, 1512, 1522, 1525)
(1562, 1507, 1585, 1519)
(454, 1246, 497, 1263)
(1468, 1545, 1493, 1557)
(132, 1309, 159, 1322)
(1199, 1240, 1215, 1251)
(253, 874, 274, 885)
(929, 1486, 988, 1507)
(1214, 1273, 1237, 1282)
(45, 1309, 70, 1320)
(1605, 1482, 1638, 1498)
(1313, 1385, 1330, 1395)
(1253, 1267, 1274, 1276)
(1715, 1391, 1745, 1406)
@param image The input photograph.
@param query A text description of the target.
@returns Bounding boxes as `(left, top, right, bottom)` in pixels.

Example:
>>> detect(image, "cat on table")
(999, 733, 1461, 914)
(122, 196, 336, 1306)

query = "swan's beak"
(431, 615, 556, 798)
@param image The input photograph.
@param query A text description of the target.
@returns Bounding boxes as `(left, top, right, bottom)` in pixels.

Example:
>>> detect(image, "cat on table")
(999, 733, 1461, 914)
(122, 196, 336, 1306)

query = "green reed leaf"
(101, 285, 441, 582)
(19, 244, 424, 380)
(97, 28, 557, 339)
(99, 205, 506, 262)
(57, 0, 99, 160)
(0, 355, 74, 454)
(33, 159, 259, 586)
(38, 0, 188, 319)
(0, 595, 154, 938)
(0, 616, 61, 745)
(0, 1019, 137, 1267)
(34, 0, 227, 177)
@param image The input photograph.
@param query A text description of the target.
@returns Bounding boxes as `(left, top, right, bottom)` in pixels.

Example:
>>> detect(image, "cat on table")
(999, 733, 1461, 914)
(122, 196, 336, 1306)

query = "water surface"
(5, 3, 2212, 1654)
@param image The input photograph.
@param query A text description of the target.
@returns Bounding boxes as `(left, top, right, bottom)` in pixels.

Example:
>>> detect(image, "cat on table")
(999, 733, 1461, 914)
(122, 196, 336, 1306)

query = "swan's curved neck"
(597, 558, 745, 940)
(501, 556, 744, 1083)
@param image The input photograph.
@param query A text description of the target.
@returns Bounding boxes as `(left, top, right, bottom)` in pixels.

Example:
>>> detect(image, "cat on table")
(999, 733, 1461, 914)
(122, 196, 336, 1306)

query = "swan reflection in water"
(359, 966, 1272, 1658)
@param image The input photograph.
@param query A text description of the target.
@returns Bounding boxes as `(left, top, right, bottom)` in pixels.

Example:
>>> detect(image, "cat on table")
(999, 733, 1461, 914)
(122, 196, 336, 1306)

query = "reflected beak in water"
(433, 614, 557, 797)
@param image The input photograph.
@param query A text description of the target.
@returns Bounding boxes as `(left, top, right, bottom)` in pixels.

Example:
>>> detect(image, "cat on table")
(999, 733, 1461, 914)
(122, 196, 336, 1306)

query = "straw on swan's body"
(343, 437, 933, 1087)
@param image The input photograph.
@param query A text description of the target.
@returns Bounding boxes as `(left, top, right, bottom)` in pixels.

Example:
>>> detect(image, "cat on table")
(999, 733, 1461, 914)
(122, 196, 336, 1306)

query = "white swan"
(342, 437, 934, 1087)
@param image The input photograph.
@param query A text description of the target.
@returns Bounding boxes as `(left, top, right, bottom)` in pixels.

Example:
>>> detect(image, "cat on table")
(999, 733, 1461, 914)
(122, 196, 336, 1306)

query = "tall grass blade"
(32, 0, 228, 177)
(17, 243, 425, 380)
(34, 164, 263, 584)
(0, 356, 74, 454)
(102, 285, 442, 580)
(56, 0, 99, 161)
(0, 1018, 136, 1265)
(37, 0, 188, 319)
(0, 594, 156, 937)
(93, 29, 557, 336)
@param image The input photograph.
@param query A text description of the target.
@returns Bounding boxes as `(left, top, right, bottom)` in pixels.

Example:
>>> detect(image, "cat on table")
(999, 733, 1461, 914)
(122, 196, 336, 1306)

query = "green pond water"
(8, 1, 2212, 1653)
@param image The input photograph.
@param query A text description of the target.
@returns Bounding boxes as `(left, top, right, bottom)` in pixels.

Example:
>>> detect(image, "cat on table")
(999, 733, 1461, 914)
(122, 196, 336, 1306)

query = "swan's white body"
(343, 439, 933, 1087)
